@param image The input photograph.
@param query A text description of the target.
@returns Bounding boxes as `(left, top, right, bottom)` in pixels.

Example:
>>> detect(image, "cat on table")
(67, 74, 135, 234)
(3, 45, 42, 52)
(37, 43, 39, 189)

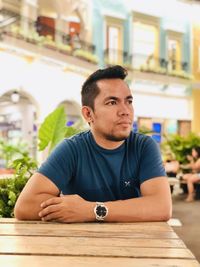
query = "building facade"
(0, 0, 199, 159)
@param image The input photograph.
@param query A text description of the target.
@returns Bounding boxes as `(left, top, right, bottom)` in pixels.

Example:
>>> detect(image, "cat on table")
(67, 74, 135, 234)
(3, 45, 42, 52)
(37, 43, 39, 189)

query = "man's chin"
(106, 131, 131, 142)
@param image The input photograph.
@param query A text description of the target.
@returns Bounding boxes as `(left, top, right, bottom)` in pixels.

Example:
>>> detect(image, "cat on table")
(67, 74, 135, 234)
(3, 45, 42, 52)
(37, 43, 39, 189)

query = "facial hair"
(103, 132, 130, 142)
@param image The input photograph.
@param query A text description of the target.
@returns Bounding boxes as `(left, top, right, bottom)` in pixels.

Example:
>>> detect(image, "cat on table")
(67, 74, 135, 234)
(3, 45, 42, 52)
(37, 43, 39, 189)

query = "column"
(55, 14, 63, 44)
(192, 88, 200, 134)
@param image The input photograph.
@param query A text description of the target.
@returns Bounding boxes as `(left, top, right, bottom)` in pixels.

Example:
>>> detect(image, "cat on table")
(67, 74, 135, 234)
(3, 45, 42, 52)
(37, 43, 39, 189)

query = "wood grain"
(0, 255, 199, 267)
(0, 222, 178, 239)
(0, 219, 199, 267)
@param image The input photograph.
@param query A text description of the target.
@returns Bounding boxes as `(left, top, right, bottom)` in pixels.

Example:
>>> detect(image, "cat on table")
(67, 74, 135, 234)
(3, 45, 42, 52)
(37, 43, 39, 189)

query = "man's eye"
(107, 100, 117, 105)
(128, 99, 133, 104)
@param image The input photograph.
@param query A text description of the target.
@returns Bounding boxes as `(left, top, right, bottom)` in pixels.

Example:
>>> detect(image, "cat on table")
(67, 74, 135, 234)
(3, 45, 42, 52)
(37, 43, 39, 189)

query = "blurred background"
(1, 0, 200, 163)
(1, 0, 200, 260)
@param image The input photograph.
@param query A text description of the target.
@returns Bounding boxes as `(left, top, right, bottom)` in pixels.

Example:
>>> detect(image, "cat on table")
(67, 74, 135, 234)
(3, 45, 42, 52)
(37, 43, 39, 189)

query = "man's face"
(89, 78, 134, 145)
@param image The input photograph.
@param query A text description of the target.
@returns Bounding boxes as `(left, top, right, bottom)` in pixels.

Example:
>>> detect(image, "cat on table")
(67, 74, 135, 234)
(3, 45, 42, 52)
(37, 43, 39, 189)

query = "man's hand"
(38, 194, 95, 223)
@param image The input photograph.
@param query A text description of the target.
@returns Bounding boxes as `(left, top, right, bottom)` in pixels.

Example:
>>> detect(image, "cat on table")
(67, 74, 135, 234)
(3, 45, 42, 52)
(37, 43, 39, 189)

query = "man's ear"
(81, 106, 94, 123)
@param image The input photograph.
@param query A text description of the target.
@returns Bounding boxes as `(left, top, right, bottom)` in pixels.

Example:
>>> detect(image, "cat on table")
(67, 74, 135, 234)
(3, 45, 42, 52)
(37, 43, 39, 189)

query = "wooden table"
(0, 218, 199, 267)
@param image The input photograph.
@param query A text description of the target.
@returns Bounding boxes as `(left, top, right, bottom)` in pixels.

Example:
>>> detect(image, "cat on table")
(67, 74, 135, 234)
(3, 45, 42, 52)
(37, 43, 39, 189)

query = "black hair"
(194, 147, 200, 158)
(81, 65, 128, 110)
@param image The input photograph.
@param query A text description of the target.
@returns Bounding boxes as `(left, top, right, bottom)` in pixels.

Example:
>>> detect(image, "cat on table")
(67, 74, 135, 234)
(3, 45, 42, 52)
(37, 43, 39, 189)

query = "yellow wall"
(192, 89, 200, 134)
(192, 24, 200, 134)
(193, 25, 200, 81)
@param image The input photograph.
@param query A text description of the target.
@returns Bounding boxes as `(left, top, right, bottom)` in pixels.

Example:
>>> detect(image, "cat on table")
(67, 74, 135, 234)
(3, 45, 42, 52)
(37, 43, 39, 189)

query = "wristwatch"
(94, 202, 108, 221)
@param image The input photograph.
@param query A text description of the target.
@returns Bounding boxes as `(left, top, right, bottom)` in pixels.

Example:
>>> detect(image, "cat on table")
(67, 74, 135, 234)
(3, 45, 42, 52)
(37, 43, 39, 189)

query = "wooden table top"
(0, 218, 199, 267)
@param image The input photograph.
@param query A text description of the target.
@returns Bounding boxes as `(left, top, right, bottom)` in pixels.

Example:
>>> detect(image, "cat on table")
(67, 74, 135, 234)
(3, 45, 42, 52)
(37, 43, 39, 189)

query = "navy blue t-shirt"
(38, 131, 166, 202)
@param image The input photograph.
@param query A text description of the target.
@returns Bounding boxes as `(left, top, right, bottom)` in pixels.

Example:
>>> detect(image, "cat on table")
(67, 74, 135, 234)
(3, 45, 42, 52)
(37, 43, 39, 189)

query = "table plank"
(0, 236, 194, 259)
(0, 235, 186, 249)
(0, 219, 173, 230)
(0, 223, 178, 239)
(0, 255, 199, 267)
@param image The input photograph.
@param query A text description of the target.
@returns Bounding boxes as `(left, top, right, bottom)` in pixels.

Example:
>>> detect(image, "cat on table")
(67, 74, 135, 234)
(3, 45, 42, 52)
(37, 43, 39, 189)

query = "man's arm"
(14, 173, 60, 220)
(38, 176, 172, 222)
(105, 176, 172, 222)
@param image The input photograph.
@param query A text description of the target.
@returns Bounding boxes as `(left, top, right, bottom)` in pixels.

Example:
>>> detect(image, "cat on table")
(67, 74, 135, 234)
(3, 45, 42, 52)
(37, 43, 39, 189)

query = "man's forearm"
(14, 193, 58, 220)
(104, 195, 172, 222)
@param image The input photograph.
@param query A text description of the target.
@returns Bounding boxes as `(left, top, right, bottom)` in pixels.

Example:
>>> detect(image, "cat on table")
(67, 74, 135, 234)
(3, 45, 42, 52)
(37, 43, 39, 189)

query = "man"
(14, 65, 172, 222)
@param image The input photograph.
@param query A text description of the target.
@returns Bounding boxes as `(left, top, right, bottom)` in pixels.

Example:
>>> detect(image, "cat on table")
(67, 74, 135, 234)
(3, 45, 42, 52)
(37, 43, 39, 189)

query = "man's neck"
(90, 131, 125, 150)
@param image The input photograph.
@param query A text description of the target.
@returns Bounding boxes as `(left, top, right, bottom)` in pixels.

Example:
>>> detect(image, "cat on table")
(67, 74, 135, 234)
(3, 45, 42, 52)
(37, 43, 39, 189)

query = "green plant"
(0, 139, 28, 168)
(38, 106, 67, 153)
(161, 133, 200, 163)
(38, 106, 82, 154)
(0, 152, 38, 218)
(138, 126, 154, 135)
(73, 49, 98, 64)
(0, 106, 82, 217)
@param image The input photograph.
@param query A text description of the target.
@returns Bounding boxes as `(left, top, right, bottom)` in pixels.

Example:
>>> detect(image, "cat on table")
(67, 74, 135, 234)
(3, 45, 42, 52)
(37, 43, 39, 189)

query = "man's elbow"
(14, 201, 39, 221)
(160, 202, 172, 221)
(14, 203, 28, 220)
(161, 209, 172, 221)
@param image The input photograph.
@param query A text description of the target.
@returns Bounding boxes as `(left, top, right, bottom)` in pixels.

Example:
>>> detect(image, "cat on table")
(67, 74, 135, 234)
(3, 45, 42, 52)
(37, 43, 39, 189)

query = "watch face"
(96, 205, 107, 217)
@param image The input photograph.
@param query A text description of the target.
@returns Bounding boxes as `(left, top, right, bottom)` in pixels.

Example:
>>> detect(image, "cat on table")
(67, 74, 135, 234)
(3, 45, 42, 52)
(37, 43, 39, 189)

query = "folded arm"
(37, 176, 171, 223)
(15, 174, 172, 222)
(105, 176, 172, 222)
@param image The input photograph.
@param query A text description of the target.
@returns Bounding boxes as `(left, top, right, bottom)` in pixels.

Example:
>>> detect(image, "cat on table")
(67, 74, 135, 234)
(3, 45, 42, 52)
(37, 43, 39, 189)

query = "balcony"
(0, 10, 98, 71)
(104, 49, 193, 83)
(134, 53, 192, 80)
(104, 48, 132, 70)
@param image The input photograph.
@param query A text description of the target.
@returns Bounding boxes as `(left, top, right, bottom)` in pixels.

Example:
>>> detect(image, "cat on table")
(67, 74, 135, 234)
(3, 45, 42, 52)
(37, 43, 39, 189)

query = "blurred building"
(0, 0, 199, 157)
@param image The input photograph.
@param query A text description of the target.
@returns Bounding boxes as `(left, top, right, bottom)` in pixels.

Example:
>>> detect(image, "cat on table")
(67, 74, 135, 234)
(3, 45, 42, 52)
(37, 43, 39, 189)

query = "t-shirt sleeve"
(138, 136, 166, 184)
(37, 139, 75, 191)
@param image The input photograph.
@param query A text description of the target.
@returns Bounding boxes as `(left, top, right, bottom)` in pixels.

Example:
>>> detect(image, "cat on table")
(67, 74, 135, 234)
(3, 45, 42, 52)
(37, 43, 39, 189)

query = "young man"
(14, 65, 172, 222)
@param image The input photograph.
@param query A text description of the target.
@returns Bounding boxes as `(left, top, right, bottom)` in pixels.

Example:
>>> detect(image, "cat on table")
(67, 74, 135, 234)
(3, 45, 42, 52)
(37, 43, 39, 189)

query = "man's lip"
(117, 121, 132, 125)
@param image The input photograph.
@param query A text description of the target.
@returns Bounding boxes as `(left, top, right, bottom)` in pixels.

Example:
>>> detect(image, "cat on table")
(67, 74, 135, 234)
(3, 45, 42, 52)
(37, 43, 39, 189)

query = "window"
(133, 22, 157, 69)
(104, 17, 123, 65)
(167, 39, 181, 71)
(178, 120, 191, 137)
(166, 31, 182, 72)
(106, 26, 120, 63)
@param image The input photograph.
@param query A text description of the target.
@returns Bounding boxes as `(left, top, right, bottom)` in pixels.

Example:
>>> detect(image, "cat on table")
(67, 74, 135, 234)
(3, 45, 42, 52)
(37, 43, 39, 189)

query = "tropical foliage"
(0, 106, 82, 217)
(161, 133, 200, 163)
(0, 152, 37, 218)
(38, 106, 82, 154)
(0, 139, 27, 168)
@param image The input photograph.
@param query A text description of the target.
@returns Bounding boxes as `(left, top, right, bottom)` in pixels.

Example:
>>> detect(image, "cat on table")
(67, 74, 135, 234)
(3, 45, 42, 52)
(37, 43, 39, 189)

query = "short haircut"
(81, 65, 128, 110)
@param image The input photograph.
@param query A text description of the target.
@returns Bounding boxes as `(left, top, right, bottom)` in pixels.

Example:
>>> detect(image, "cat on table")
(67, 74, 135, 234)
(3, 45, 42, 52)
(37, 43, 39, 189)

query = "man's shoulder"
(63, 130, 91, 148)
(128, 131, 152, 144)
(50, 131, 90, 158)
(127, 132, 157, 154)
(65, 130, 89, 141)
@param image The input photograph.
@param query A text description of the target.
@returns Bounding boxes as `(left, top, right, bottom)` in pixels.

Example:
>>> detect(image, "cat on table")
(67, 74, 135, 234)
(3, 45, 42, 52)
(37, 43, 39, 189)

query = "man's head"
(81, 65, 128, 110)
(81, 65, 134, 149)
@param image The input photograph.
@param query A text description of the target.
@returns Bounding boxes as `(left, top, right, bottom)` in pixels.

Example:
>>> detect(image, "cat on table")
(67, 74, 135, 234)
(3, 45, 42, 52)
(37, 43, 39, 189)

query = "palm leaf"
(38, 106, 67, 153)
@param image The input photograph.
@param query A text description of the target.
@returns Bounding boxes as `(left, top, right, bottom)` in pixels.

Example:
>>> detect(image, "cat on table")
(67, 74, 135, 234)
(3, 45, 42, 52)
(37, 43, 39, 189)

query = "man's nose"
(118, 103, 130, 116)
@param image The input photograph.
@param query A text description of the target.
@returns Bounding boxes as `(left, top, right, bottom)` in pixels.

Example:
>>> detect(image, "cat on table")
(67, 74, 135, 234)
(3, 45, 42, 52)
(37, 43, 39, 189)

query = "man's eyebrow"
(104, 95, 133, 101)
(104, 96, 119, 101)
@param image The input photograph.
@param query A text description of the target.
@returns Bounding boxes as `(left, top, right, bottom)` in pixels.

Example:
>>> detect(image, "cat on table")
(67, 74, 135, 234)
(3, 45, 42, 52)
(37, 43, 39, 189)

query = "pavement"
(171, 184, 200, 262)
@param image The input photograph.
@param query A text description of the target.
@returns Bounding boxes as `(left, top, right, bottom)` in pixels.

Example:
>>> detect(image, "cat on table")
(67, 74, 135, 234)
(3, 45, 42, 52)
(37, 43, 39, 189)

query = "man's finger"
(40, 197, 61, 208)
(41, 211, 61, 221)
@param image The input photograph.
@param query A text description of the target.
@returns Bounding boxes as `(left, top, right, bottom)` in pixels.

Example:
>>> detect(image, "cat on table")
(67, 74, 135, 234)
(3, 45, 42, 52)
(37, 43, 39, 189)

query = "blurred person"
(14, 65, 171, 223)
(164, 152, 180, 178)
(182, 147, 200, 202)
(164, 153, 180, 193)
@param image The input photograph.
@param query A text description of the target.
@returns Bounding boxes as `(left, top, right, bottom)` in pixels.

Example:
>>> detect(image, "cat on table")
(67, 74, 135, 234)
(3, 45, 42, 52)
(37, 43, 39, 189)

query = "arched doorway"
(0, 89, 39, 159)
(59, 100, 81, 126)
